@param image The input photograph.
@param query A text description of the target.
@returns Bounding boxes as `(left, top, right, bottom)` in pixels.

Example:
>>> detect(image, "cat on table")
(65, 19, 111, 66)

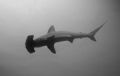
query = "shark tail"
(89, 32, 96, 41)
(88, 22, 106, 41)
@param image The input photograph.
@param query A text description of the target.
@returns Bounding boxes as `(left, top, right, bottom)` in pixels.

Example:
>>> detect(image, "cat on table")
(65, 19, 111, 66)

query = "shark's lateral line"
(25, 23, 106, 54)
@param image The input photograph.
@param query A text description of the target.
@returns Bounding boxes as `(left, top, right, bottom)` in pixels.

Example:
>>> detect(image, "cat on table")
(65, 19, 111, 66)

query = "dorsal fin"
(48, 25, 55, 33)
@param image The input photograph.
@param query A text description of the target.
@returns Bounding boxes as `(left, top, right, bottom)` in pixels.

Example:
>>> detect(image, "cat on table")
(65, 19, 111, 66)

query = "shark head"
(25, 35, 35, 54)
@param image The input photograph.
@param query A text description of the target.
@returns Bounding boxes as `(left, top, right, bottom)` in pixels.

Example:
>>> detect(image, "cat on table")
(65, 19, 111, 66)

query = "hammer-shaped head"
(25, 35, 35, 54)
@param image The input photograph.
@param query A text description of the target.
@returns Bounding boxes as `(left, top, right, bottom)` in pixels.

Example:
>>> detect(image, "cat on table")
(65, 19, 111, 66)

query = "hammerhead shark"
(25, 22, 106, 54)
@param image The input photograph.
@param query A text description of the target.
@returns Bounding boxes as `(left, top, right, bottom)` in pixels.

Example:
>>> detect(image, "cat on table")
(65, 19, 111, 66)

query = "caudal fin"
(89, 21, 106, 41)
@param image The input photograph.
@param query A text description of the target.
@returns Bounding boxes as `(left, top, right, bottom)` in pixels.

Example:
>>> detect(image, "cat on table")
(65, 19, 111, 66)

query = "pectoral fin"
(47, 35, 56, 54)
(69, 38, 74, 43)
(47, 43, 56, 54)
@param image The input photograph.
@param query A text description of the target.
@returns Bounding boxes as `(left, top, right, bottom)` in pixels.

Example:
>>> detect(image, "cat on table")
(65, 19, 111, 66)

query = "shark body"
(25, 22, 106, 54)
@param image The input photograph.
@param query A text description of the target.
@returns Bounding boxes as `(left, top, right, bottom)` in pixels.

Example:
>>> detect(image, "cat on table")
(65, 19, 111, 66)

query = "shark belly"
(54, 36, 73, 43)
(33, 39, 47, 47)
